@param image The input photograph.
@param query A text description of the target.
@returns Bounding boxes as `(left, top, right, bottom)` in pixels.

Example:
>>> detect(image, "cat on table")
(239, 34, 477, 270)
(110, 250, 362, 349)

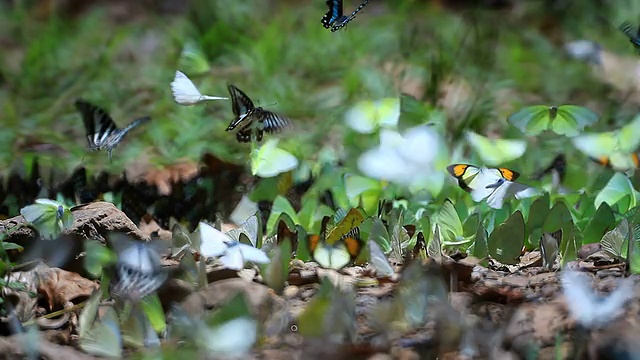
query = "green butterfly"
(250, 139, 299, 178)
(507, 105, 599, 137)
(20, 198, 73, 240)
(464, 131, 526, 166)
(572, 113, 640, 172)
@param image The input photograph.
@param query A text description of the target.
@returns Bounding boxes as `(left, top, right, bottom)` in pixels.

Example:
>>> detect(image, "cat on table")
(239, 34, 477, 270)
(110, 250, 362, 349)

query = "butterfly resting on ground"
(226, 84, 291, 143)
(75, 99, 151, 162)
(321, 0, 371, 32)
(447, 164, 539, 209)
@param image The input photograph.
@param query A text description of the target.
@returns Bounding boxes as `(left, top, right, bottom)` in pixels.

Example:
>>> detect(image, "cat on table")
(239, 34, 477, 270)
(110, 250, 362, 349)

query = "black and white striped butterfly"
(226, 84, 291, 143)
(321, 0, 371, 32)
(75, 99, 151, 162)
(107, 234, 168, 303)
(619, 21, 640, 52)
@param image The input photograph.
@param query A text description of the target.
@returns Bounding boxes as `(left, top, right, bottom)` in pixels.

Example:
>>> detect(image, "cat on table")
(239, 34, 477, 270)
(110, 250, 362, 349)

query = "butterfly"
(561, 269, 633, 328)
(107, 234, 169, 303)
(619, 21, 640, 52)
(507, 105, 599, 137)
(197, 221, 270, 271)
(446, 164, 539, 209)
(532, 154, 573, 195)
(170, 71, 228, 106)
(307, 215, 364, 271)
(78, 292, 123, 358)
(75, 99, 151, 162)
(20, 198, 73, 240)
(321, 0, 371, 32)
(572, 113, 640, 173)
(367, 240, 394, 278)
(225, 84, 291, 143)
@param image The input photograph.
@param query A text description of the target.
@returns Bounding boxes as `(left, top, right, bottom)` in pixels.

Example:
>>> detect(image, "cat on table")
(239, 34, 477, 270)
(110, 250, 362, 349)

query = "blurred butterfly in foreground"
(170, 70, 228, 106)
(619, 21, 640, 52)
(107, 234, 169, 303)
(226, 84, 292, 143)
(75, 99, 151, 162)
(532, 154, 571, 194)
(572, 113, 640, 173)
(446, 164, 539, 209)
(321, 0, 371, 32)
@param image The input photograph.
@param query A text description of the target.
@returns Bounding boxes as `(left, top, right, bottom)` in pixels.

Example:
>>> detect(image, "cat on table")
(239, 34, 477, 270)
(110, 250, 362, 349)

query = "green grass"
(0, 0, 638, 182)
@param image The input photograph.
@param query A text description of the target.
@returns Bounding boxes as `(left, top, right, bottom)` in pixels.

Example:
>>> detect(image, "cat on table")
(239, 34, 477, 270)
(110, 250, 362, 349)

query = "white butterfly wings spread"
(171, 71, 228, 106)
(466, 167, 539, 209)
(198, 222, 270, 270)
(561, 270, 633, 328)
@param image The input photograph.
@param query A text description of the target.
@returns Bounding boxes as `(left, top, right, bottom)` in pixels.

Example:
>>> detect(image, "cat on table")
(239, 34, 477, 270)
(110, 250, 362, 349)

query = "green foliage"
(488, 210, 525, 265)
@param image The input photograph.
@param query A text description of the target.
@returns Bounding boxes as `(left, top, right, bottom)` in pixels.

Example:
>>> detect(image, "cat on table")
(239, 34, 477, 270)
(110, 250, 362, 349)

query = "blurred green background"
(1, 0, 640, 203)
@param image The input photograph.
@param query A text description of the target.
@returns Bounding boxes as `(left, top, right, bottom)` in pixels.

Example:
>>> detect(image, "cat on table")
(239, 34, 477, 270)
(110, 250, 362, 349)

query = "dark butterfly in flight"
(226, 84, 292, 143)
(619, 21, 640, 52)
(321, 0, 371, 32)
(107, 234, 168, 303)
(75, 99, 151, 162)
(532, 154, 566, 182)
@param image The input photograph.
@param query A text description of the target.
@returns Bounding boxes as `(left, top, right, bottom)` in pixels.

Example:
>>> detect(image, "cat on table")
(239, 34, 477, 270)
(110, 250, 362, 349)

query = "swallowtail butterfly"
(321, 0, 371, 32)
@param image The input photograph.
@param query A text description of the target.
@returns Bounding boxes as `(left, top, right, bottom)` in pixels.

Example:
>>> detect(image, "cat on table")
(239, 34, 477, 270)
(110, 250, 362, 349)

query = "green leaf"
(1, 242, 23, 252)
(488, 210, 525, 265)
(83, 240, 116, 278)
(595, 173, 637, 213)
(582, 202, 616, 245)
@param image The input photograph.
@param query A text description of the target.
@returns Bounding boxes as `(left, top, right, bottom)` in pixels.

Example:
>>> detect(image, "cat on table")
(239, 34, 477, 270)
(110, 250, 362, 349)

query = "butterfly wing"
(507, 105, 550, 136)
(250, 139, 299, 178)
(617, 113, 640, 153)
(368, 240, 394, 277)
(464, 131, 526, 166)
(261, 111, 292, 134)
(321, 0, 343, 28)
(218, 245, 246, 270)
(198, 222, 230, 257)
(75, 99, 118, 150)
(329, 0, 371, 32)
(446, 164, 481, 192)
(236, 242, 270, 265)
(171, 70, 203, 105)
(227, 84, 255, 130)
(553, 105, 599, 137)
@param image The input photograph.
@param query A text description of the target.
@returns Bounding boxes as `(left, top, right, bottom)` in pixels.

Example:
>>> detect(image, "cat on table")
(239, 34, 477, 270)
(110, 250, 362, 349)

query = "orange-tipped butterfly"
(307, 216, 363, 270)
(446, 164, 538, 209)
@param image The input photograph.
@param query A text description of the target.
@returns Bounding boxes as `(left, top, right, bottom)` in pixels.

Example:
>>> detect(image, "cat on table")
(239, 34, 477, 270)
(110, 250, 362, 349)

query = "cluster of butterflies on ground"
(76, 0, 374, 163)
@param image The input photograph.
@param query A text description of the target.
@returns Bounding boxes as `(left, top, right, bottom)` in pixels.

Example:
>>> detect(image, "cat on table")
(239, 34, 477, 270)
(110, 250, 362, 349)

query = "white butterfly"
(198, 222, 270, 271)
(561, 269, 633, 328)
(447, 164, 540, 209)
(367, 240, 394, 277)
(170, 71, 228, 106)
(251, 139, 298, 178)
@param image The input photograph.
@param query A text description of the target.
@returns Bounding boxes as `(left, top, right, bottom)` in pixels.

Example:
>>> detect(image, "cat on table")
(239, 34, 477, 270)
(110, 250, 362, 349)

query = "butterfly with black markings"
(619, 21, 640, 52)
(447, 164, 539, 209)
(75, 99, 151, 162)
(321, 0, 371, 32)
(107, 234, 168, 303)
(226, 84, 291, 143)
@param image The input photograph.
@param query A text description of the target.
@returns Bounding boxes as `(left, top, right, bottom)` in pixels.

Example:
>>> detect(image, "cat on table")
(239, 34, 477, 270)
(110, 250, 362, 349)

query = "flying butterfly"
(75, 99, 151, 162)
(532, 154, 571, 194)
(321, 0, 371, 32)
(107, 234, 169, 303)
(226, 84, 291, 143)
(307, 215, 364, 271)
(572, 113, 640, 173)
(446, 164, 539, 209)
(619, 21, 640, 52)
